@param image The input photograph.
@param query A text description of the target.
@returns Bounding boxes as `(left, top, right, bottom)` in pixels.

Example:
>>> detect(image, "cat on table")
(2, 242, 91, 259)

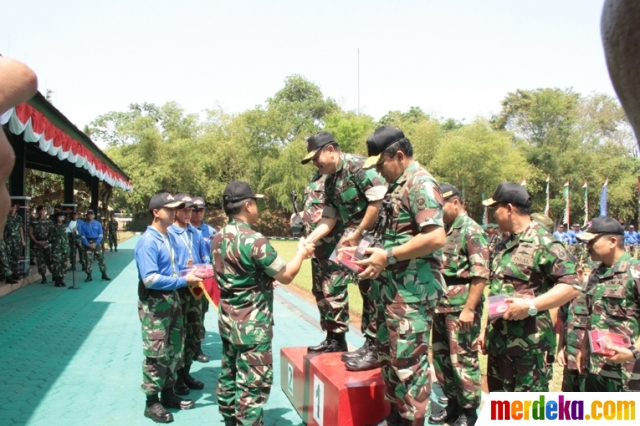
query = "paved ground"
(1, 236, 454, 425)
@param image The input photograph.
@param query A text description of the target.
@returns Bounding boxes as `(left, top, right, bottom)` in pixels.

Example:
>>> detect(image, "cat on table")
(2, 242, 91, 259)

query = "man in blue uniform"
(79, 209, 111, 282)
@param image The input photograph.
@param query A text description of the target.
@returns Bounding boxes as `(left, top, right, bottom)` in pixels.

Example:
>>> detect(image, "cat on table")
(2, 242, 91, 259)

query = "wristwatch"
(527, 300, 538, 316)
(386, 249, 398, 265)
(628, 346, 640, 360)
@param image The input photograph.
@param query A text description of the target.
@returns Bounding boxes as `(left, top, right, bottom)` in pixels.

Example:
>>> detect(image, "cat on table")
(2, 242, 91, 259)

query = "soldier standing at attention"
(211, 181, 313, 426)
(168, 194, 210, 395)
(29, 205, 53, 284)
(79, 209, 110, 282)
(303, 171, 348, 353)
(190, 196, 217, 363)
(302, 131, 387, 371)
(479, 182, 581, 392)
(575, 217, 640, 391)
(135, 193, 201, 423)
(5, 203, 25, 281)
(48, 212, 70, 287)
(349, 126, 447, 426)
(108, 213, 119, 252)
(429, 184, 488, 426)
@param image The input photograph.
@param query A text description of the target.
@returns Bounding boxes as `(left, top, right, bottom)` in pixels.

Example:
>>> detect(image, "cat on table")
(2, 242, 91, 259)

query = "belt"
(444, 277, 471, 286)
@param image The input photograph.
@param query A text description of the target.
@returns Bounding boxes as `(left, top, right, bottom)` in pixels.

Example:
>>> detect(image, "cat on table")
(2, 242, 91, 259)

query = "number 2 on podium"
(287, 363, 294, 395)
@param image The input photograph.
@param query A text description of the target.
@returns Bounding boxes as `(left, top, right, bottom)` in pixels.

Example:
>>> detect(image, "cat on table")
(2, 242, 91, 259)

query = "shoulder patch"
(548, 243, 568, 261)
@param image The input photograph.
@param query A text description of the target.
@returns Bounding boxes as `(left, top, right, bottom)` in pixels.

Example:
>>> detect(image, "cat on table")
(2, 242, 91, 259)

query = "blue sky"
(3, 0, 612, 132)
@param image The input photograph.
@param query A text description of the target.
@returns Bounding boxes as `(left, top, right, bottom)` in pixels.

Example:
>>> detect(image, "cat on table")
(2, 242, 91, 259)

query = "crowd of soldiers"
(134, 125, 640, 426)
(0, 203, 115, 287)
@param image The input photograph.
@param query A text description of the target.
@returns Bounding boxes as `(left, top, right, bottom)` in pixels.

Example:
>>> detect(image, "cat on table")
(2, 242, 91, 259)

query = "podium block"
(280, 347, 307, 419)
(304, 352, 390, 426)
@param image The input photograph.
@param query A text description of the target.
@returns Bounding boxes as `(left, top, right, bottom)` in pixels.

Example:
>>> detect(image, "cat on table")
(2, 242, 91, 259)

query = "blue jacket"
(552, 231, 567, 244)
(135, 226, 187, 290)
(625, 231, 638, 246)
(193, 221, 217, 252)
(169, 223, 211, 269)
(79, 219, 103, 246)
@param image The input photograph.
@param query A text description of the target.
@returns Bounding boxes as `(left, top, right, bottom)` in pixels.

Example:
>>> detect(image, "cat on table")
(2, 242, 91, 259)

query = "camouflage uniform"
(486, 221, 581, 392)
(323, 153, 387, 339)
(108, 219, 118, 250)
(0, 239, 11, 281)
(583, 252, 640, 392)
(30, 217, 53, 277)
(376, 161, 446, 421)
(4, 213, 23, 276)
(559, 293, 588, 392)
(211, 218, 287, 425)
(433, 213, 489, 410)
(48, 222, 70, 282)
(303, 172, 349, 333)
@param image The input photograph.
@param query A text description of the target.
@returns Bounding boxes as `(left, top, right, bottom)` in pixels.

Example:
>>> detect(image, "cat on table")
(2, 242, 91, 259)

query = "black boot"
(41, 275, 47, 284)
(193, 344, 210, 363)
(373, 404, 402, 425)
(429, 400, 459, 424)
(183, 365, 204, 390)
(345, 341, 380, 371)
(160, 387, 194, 410)
(308, 332, 331, 352)
(342, 336, 374, 361)
(115, 247, 118, 252)
(144, 395, 173, 423)
(58, 278, 66, 287)
(5, 275, 17, 284)
(101, 272, 111, 281)
(174, 369, 190, 395)
(85, 273, 92, 282)
(453, 408, 478, 426)
(326, 331, 348, 352)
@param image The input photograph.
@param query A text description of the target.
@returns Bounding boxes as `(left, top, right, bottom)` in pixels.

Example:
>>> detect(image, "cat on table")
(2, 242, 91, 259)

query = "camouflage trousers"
(311, 257, 349, 333)
(0, 240, 11, 279)
(217, 338, 272, 425)
(108, 233, 117, 249)
(178, 289, 204, 368)
(138, 290, 184, 396)
(50, 245, 69, 280)
(377, 301, 433, 421)
(359, 278, 378, 339)
(584, 372, 629, 392)
(84, 246, 106, 275)
(31, 243, 50, 276)
(5, 238, 21, 276)
(487, 353, 549, 392)
(561, 367, 585, 392)
(432, 310, 482, 409)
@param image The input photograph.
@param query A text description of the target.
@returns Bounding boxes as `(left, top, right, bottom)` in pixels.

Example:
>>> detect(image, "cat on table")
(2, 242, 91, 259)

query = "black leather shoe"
(160, 392, 195, 410)
(193, 346, 210, 363)
(345, 344, 379, 371)
(101, 272, 111, 281)
(309, 331, 348, 353)
(59, 279, 66, 287)
(342, 337, 374, 361)
(144, 402, 174, 423)
(183, 366, 204, 390)
(174, 372, 190, 395)
(5, 276, 17, 284)
(41, 276, 47, 284)
(428, 401, 459, 424)
(308, 332, 331, 352)
(85, 274, 92, 282)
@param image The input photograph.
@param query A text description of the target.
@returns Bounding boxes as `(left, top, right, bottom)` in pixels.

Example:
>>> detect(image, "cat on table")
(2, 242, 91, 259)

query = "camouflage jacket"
(303, 172, 341, 259)
(486, 221, 581, 356)
(30, 218, 53, 241)
(584, 252, 640, 389)
(560, 291, 589, 371)
(322, 153, 387, 227)
(436, 212, 490, 313)
(108, 220, 118, 234)
(4, 214, 23, 243)
(211, 218, 286, 345)
(379, 161, 447, 305)
(48, 223, 70, 255)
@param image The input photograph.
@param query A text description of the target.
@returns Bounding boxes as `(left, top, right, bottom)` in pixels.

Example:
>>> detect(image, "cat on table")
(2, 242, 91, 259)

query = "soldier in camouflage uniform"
(48, 212, 70, 287)
(302, 131, 387, 371)
(479, 182, 581, 393)
(351, 127, 447, 426)
(556, 290, 588, 391)
(430, 184, 488, 426)
(0, 239, 14, 283)
(5, 203, 25, 280)
(108, 213, 119, 252)
(29, 205, 53, 284)
(135, 193, 200, 423)
(301, 172, 350, 353)
(574, 217, 640, 391)
(211, 181, 313, 426)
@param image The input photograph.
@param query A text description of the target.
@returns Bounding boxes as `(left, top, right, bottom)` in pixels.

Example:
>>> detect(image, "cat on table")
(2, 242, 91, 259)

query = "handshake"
(296, 237, 315, 259)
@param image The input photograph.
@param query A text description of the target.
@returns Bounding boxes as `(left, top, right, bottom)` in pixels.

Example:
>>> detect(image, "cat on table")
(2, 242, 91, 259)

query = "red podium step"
(280, 347, 307, 419)
(303, 352, 390, 426)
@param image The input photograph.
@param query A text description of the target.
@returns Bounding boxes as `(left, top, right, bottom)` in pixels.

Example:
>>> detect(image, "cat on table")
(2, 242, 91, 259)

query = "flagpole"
(583, 181, 588, 226)
(544, 175, 550, 217)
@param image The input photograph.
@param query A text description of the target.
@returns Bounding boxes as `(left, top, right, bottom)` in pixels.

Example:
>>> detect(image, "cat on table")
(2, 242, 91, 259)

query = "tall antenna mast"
(357, 48, 360, 115)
